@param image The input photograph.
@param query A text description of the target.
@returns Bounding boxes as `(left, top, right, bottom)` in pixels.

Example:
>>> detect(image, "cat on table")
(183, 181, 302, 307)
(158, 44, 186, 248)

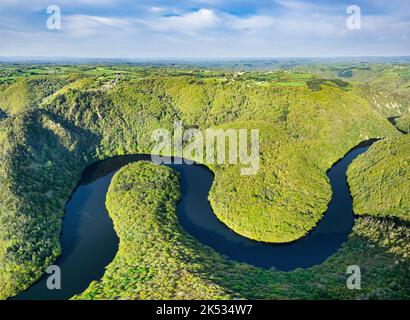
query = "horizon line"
(1, 55, 410, 61)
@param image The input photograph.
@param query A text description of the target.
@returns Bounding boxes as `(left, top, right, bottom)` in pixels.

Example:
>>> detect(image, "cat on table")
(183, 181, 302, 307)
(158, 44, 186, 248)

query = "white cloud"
(138, 9, 221, 35)
(146, 6, 168, 14)
(135, 9, 277, 35)
(227, 15, 275, 31)
(63, 14, 133, 37)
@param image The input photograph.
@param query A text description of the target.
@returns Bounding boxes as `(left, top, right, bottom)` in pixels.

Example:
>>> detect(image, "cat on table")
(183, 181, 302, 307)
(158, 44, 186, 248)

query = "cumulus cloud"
(137, 9, 221, 35)
(137, 10, 277, 35)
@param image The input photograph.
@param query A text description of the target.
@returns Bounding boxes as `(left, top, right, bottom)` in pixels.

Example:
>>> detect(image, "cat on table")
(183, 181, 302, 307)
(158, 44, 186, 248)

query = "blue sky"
(0, 0, 409, 58)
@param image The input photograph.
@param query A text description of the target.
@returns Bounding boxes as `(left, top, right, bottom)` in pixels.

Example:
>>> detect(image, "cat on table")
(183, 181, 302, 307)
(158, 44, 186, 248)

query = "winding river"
(15, 140, 375, 300)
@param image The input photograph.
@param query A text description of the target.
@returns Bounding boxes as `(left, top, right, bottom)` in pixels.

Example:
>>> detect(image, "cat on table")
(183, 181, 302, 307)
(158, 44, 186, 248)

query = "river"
(15, 140, 375, 300)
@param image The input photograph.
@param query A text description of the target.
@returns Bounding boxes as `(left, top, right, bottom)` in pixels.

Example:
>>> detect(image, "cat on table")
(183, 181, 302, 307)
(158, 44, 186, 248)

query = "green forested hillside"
(76, 162, 409, 300)
(298, 63, 410, 98)
(78, 162, 229, 299)
(0, 65, 406, 299)
(396, 114, 410, 133)
(0, 110, 97, 297)
(294, 63, 410, 120)
(348, 135, 410, 221)
(0, 76, 76, 115)
(353, 85, 410, 118)
(43, 75, 399, 242)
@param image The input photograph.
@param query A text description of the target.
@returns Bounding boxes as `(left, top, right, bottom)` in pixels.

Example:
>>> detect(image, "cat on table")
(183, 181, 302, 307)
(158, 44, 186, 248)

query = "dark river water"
(14, 141, 375, 300)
